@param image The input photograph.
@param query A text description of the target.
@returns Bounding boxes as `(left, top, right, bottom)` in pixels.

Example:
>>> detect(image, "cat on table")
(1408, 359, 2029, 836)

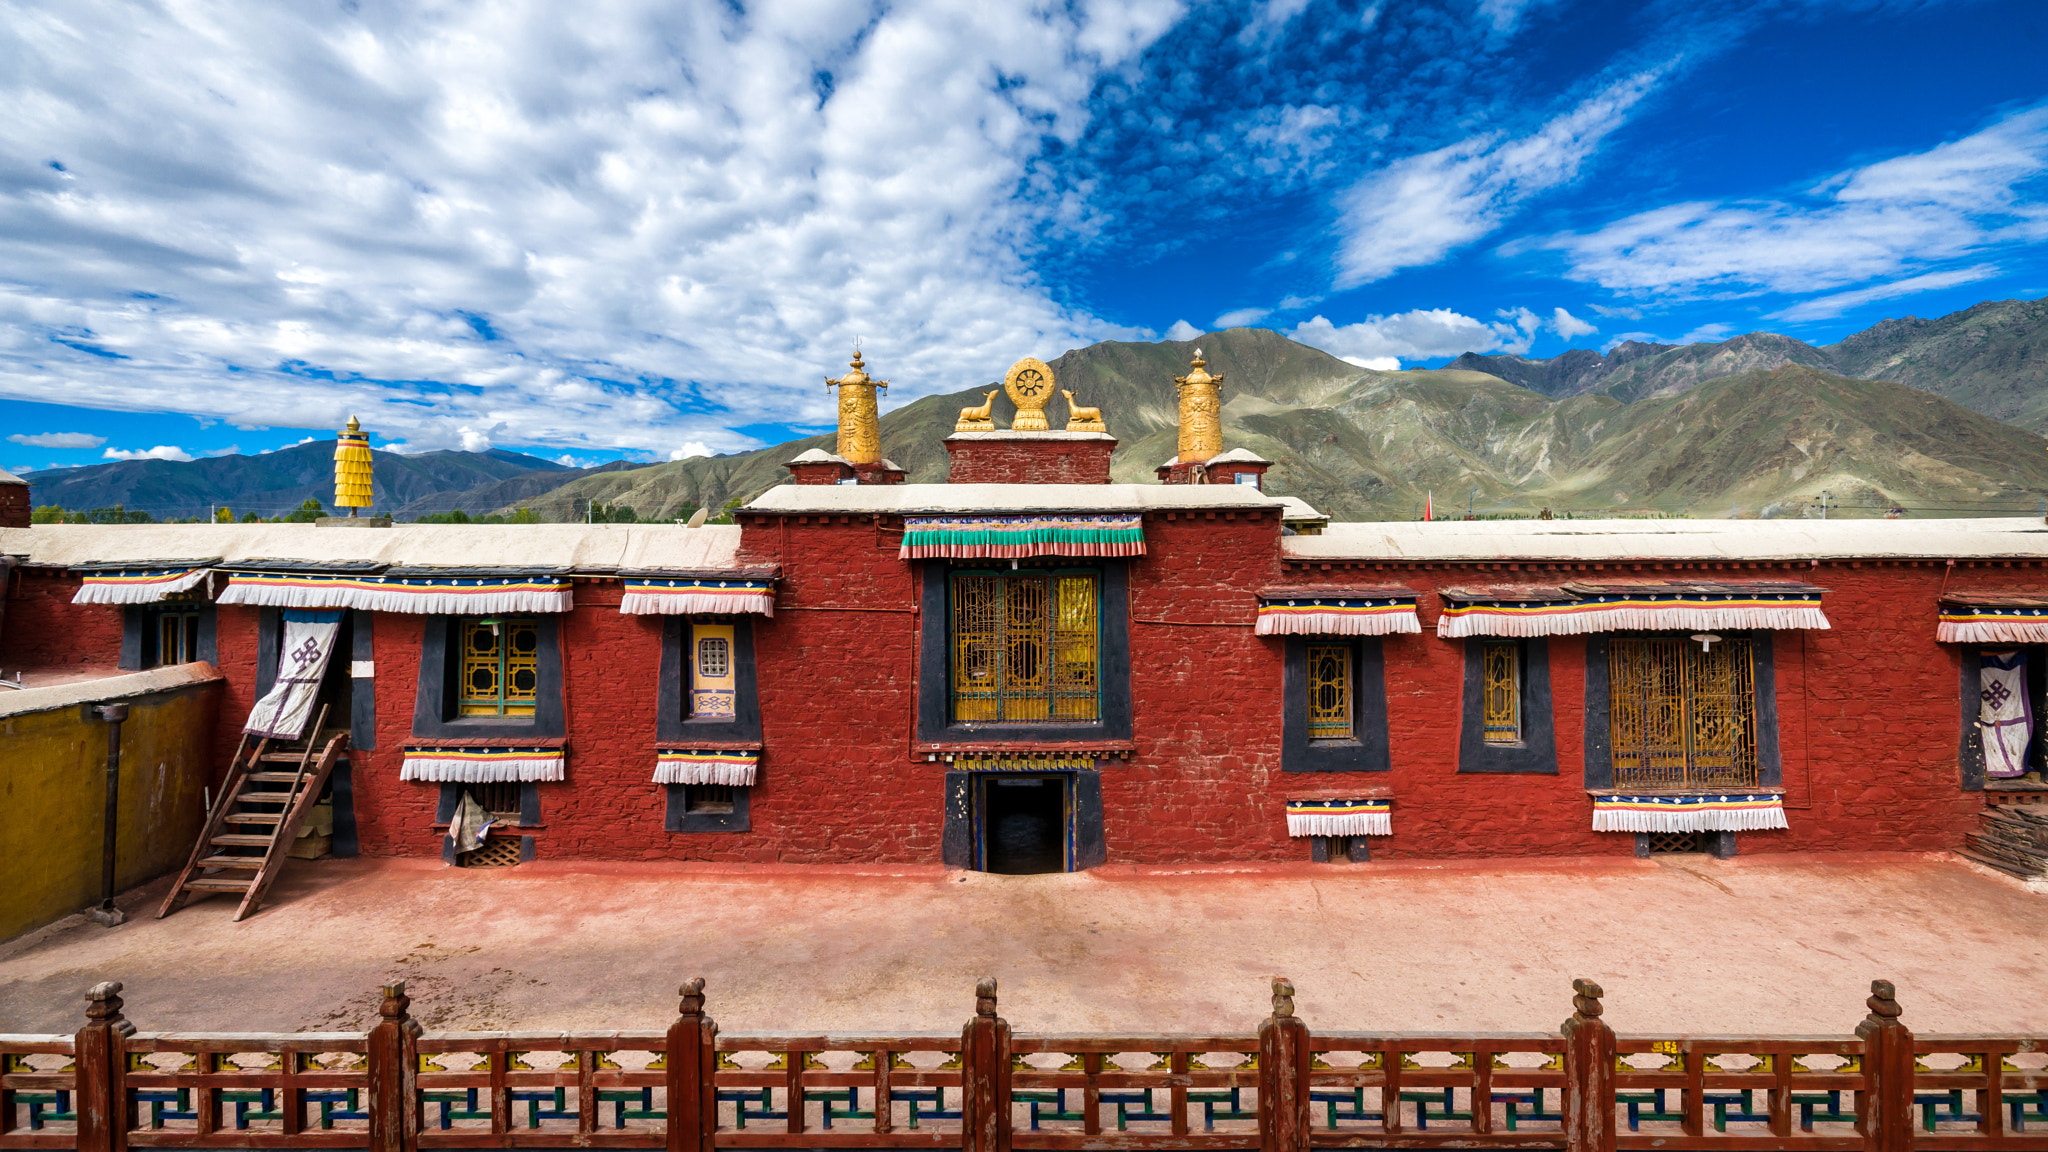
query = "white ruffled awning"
(219, 569, 573, 614)
(1590, 792, 1788, 833)
(71, 564, 213, 605)
(1284, 797, 1391, 837)
(620, 572, 776, 616)
(652, 749, 758, 786)
(1937, 593, 2048, 644)
(1255, 586, 1421, 636)
(401, 745, 566, 782)
(1438, 581, 1829, 638)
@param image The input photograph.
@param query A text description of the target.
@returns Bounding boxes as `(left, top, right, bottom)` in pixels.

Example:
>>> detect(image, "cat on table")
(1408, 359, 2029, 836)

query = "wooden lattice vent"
(1644, 831, 1705, 855)
(458, 836, 523, 869)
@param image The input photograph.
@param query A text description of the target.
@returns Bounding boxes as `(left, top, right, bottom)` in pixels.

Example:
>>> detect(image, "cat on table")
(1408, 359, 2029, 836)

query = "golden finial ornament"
(826, 350, 887, 465)
(1061, 389, 1106, 433)
(1004, 357, 1056, 432)
(1173, 348, 1223, 463)
(334, 415, 374, 516)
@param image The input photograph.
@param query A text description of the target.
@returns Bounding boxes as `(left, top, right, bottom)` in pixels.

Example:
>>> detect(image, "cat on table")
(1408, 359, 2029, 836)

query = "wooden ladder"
(158, 703, 349, 922)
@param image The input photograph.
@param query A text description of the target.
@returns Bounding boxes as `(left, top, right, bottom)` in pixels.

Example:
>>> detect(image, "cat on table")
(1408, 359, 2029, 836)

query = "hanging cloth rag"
(243, 609, 343, 739)
(449, 791, 497, 855)
(1979, 650, 2032, 779)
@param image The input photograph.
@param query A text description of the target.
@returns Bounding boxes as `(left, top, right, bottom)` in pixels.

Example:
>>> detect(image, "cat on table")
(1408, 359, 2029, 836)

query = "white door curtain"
(243, 609, 342, 739)
(1980, 650, 2032, 779)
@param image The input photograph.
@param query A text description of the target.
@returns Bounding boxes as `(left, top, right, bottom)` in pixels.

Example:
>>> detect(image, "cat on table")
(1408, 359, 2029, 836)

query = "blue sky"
(3, 0, 2045, 476)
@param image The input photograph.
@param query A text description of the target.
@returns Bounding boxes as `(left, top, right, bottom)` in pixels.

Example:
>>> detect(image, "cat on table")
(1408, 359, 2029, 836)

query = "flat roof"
(744, 483, 1288, 515)
(0, 523, 744, 572)
(1282, 517, 2048, 562)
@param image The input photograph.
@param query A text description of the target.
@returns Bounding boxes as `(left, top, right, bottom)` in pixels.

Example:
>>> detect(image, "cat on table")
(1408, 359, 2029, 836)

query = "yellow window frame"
(950, 569, 1101, 724)
(1307, 643, 1353, 740)
(459, 617, 539, 717)
(1481, 640, 1522, 744)
(1608, 636, 1759, 789)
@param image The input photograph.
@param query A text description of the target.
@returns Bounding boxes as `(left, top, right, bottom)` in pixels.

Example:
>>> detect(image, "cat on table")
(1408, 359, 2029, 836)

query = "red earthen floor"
(0, 853, 2041, 1037)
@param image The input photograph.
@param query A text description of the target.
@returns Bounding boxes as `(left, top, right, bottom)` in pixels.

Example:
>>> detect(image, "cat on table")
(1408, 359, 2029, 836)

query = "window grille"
(457, 836, 522, 868)
(468, 782, 522, 818)
(459, 618, 539, 717)
(697, 636, 729, 678)
(1307, 644, 1352, 740)
(950, 570, 1100, 724)
(684, 784, 736, 814)
(1645, 830, 1705, 855)
(1609, 637, 1758, 789)
(1481, 640, 1521, 744)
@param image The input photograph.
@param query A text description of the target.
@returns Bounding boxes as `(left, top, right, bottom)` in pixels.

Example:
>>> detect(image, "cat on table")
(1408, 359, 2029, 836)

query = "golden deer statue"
(955, 388, 999, 432)
(1061, 389, 1106, 432)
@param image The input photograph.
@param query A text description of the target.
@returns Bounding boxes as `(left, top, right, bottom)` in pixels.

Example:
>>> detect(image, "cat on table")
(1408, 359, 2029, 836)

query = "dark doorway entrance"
(981, 775, 1067, 874)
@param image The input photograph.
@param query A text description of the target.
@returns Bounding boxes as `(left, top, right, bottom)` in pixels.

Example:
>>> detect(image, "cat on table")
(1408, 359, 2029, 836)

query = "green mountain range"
(18, 297, 2048, 522)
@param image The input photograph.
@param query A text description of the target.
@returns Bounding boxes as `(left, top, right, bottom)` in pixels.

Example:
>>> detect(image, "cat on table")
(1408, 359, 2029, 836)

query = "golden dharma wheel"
(1004, 357, 1055, 432)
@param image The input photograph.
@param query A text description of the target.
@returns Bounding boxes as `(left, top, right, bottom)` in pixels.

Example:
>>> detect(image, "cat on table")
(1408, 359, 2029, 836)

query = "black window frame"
(412, 614, 565, 739)
(121, 601, 216, 671)
(1280, 636, 1389, 773)
(917, 561, 1133, 744)
(1458, 637, 1558, 774)
(656, 617, 762, 743)
(1582, 631, 1782, 792)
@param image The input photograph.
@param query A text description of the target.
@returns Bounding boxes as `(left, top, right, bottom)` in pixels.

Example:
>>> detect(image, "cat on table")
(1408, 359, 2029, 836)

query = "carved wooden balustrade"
(4, 976, 2044, 1152)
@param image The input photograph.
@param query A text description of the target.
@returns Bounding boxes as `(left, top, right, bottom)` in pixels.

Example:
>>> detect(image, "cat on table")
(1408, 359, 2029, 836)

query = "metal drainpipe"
(89, 703, 131, 927)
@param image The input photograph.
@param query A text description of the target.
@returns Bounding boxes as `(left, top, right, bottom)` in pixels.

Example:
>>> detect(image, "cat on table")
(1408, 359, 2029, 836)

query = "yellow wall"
(0, 677, 220, 941)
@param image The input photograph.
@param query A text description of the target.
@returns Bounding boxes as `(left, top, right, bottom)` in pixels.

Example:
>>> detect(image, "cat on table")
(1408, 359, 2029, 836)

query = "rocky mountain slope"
(20, 442, 571, 520)
(514, 329, 2048, 522)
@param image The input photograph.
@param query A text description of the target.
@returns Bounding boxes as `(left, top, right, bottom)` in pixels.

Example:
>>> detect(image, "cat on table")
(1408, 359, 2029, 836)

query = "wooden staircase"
(158, 704, 348, 922)
(1960, 799, 2048, 881)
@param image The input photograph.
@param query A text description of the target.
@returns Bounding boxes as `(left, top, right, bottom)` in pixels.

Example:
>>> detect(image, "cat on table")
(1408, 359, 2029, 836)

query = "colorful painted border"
(652, 749, 759, 786)
(1255, 596, 1421, 636)
(1589, 792, 1788, 832)
(621, 578, 776, 616)
(899, 513, 1145, 559)
(1438, 592, 1829, 638)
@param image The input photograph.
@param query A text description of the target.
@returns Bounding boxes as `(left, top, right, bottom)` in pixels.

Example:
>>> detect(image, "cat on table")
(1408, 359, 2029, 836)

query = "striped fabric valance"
(72, 565, 211, 605)
(1285, 798, 1391, 837)
(1590, 792, 1788, 833)
(899, 514, 1144, 560)
(652, 749, 758, 786)
(1937, 594, 2048, 644)
(621, 577, 775, 616)
(219, 571, 573, 614)
(401, 746, 566, 783)
(1438, 581, 1829, 638)
(1256, 586, 1420, 636)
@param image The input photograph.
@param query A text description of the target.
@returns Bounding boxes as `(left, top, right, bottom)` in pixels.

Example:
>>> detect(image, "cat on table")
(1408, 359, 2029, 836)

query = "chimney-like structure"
(1157, 349, 1229, 485)
(334, 415, 374, 516)
(0, 468, 29, 528)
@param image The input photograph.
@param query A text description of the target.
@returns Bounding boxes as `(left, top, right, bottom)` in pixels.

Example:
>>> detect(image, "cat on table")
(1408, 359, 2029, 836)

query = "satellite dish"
(686, 508, 708, 528)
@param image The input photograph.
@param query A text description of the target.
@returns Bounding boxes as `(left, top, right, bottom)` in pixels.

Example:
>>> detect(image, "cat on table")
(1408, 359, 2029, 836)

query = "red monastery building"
(3, 351, 2046, 876)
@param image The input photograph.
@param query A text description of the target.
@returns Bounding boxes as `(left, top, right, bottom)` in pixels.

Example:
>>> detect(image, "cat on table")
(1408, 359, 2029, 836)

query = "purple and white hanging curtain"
(243, 609, 342, 739)
(1980, 650, 2031, 779)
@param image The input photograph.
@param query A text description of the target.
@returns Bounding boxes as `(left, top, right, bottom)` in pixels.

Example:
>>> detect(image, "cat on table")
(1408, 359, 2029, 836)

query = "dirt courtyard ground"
(2, 852, 2042, 1038)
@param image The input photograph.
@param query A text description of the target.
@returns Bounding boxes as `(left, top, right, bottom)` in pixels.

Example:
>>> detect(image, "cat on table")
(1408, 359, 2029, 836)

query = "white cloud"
(1236, 0, 1313, 45)
(668, 442, 714, 462)
(257, 437, 318, 455)
(1292, 307, 1529, 361)
(1772, 265, 2002, 322)
(1551, 306, 1597, 339)
(1164, 320, 1203, 342)
(1676, 323, 1734, 344)
(0, 0, 1186, 455)
(1540, 106, 2048, 299)
(1213, 307, 1271, 328)
(1334, 68, 1664, 287)
(7, 431, 105, 448)
(102, 445, 193, 462)
(1343, 355, 1402, 370)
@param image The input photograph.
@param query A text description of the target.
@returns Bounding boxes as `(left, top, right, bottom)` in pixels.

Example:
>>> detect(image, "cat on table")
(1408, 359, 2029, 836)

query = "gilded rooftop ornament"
(826, 350, 887, 465)
(1061, 389, 1105, 433)
(1005, 357, 1055, 432)
(1174, 349, 1223, 463)
(334, 415, 374, 516)
(955, 388, 999, 432)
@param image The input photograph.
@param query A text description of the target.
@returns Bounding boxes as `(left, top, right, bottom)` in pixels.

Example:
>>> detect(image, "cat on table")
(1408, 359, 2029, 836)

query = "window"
(1482, 641, 1522, 744)
(1609, 636, 1758, 789)
(1306, 644, 1352, 740)
(950, 570, 1100, 724)
(467, 782, 523, 818)
(690, 624, 736, 719)
(1233, 471, 1260, 488)
(145, 607, 202, 668)
(459, 617, 539, 717)
(683, 784, 736, 814)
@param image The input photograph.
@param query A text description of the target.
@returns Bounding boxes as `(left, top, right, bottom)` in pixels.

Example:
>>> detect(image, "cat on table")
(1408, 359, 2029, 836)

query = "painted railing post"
(1257, 978, 1310, 1152)
(666, 978, 717, 1152)
(1855, 980, 1915, 1152)
(960, 977, 1012, 1152)
(367, 982, 421, 1152)
(1562, 979, 1617, 1152)
(74, 981, 132, 1152)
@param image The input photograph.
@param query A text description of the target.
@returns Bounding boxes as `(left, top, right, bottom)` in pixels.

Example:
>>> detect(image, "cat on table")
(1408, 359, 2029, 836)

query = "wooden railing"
(4, 976, 2045, 1152)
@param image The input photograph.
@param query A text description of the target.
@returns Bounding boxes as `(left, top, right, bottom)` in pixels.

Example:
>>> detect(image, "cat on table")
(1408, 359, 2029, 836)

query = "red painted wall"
(944, 437, 1115, 485)
(1, 569, 122, 670)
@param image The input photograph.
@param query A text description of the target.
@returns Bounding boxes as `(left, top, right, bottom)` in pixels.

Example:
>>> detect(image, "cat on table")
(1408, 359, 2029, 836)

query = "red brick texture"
(943, 436, 1115, 485)
(0, 483, 29, 529)
(4, 524, 2019, 865)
